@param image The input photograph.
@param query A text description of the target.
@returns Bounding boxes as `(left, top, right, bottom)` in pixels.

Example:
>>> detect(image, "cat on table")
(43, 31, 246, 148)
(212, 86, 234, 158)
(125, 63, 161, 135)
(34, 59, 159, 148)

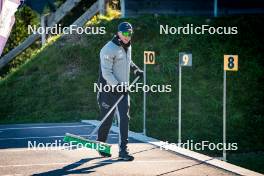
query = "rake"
(64, 76, 140, 156)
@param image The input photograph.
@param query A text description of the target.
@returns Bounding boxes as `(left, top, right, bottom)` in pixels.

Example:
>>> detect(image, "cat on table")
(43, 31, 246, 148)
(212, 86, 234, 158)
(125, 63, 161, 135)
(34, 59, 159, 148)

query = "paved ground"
(0, 122, 238, 176)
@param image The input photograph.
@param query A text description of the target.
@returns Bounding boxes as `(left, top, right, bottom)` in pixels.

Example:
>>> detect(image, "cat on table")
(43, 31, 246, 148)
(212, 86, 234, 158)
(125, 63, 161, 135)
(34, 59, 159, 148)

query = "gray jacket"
(99, 38, 139, 86)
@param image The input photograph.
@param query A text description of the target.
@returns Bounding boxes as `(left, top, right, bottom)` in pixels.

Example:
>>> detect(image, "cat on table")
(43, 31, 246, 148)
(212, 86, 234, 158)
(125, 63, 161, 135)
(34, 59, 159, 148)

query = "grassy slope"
(0, 15, 263, 172)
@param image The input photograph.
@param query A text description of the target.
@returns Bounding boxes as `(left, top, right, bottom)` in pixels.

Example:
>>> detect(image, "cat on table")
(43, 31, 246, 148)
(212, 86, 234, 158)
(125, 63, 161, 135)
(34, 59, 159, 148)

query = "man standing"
(97, 22, 143, 161)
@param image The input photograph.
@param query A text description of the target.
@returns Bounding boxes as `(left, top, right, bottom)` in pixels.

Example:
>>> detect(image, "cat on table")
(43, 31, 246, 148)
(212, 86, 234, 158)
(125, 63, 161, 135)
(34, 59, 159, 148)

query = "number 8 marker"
(224, 55, 238, 71)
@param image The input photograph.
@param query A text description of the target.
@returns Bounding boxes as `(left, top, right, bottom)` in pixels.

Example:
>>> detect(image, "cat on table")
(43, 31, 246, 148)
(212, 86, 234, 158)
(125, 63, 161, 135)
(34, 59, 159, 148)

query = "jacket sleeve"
(100, 47, 119, 85)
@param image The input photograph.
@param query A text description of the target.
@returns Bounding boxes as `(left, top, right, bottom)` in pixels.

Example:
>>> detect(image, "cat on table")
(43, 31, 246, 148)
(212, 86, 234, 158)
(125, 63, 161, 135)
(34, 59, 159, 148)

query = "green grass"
(0, 15, 264, 173)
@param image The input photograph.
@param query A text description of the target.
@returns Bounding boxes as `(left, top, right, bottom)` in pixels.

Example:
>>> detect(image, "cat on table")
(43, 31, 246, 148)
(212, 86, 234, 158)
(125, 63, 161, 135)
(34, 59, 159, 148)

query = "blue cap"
(118, 22, 133, 32)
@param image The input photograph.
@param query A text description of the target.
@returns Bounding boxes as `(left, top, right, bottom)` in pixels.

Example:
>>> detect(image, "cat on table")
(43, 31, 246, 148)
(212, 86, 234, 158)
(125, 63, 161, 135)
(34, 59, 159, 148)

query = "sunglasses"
(122, 31, 133, 37)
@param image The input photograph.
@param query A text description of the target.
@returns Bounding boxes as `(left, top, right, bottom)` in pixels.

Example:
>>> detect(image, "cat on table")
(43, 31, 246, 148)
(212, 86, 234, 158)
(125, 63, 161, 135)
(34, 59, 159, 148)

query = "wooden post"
(41, 15, 46, 46)
(121, 0, 125, 18)
(99, 0, 105, 15)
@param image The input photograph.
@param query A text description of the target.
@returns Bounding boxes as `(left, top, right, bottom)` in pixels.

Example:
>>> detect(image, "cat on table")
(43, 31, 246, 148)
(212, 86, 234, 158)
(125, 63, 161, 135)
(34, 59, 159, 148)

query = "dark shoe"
(118, 150, 134, 161)
(98, 150, 111, 157)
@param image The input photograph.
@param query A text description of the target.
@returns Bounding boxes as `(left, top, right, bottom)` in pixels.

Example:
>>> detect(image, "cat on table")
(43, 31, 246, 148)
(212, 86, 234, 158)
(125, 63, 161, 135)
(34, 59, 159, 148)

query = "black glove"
(113, 83, 128, 96)
(135, 69, 144, 80)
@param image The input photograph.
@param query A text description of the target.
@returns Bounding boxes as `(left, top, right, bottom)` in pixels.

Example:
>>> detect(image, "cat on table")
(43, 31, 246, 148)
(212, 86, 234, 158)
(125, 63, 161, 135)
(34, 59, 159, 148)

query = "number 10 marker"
(143, 51, 155, 135)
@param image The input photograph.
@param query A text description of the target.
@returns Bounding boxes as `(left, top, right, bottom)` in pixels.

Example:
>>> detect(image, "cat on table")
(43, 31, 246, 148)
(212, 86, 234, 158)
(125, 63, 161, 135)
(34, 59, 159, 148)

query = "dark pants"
(97, 92, 130, 152)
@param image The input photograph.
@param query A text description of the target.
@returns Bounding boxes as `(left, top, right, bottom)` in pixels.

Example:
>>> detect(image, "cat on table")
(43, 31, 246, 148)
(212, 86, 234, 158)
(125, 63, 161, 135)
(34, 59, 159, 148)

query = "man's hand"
(135, 69, 144, 80)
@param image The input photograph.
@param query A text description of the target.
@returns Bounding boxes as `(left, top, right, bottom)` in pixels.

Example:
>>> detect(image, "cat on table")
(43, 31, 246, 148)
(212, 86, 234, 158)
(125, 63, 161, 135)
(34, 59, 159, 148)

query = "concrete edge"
(82, 120, 263, 176)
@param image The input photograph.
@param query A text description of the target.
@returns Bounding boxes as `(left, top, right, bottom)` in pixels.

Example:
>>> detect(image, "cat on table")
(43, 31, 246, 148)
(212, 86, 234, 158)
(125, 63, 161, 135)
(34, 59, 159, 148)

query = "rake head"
(63, 133, 111, 155)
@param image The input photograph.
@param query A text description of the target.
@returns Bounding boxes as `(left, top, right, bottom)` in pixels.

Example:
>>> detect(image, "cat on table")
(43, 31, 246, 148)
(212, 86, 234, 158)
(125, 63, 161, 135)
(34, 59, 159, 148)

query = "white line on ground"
(0, 148, 66, 152)
(0, 125, 93, 131)
(0, 134, 118, 140)
(0, 160, 194, 168)
(0, 146, 113, 152)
